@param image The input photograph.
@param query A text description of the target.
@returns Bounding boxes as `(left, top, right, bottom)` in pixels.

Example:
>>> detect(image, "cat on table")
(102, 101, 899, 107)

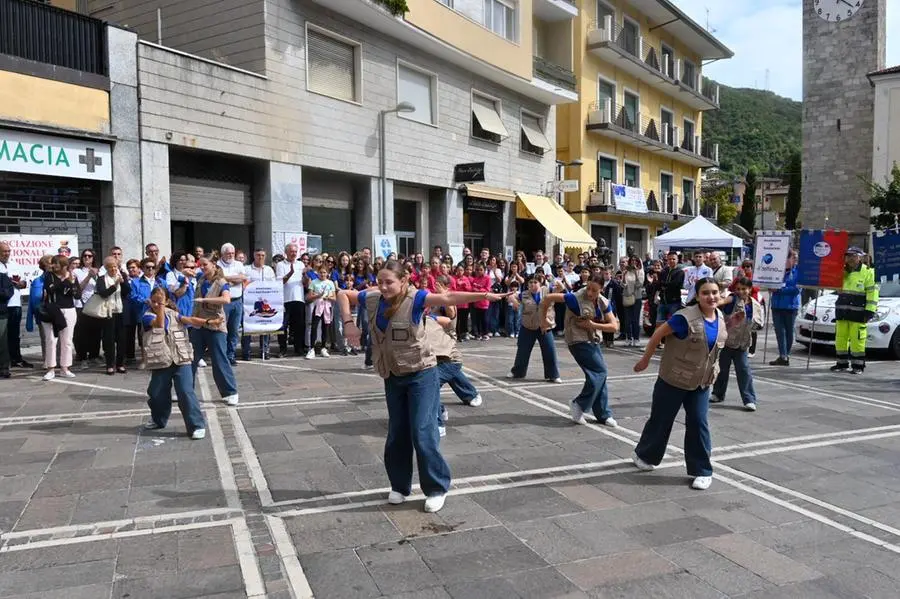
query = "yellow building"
(557, 0, 732, 261)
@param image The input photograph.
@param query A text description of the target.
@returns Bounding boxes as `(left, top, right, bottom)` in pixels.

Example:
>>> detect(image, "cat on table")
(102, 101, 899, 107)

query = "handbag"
(81, 293, 109, 319)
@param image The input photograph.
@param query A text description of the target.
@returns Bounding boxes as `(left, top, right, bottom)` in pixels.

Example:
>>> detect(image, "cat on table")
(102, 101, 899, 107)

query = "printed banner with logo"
(796, 229, 849, 289)
(271, 232, 307, 257)
(872, 229, 900, 283)
(242, 281, 284, 334)
(611, 184, 648, 214)
(752, 231, 792, 287)
(374, 235, 397, 260)
(0, 234, 79, 294)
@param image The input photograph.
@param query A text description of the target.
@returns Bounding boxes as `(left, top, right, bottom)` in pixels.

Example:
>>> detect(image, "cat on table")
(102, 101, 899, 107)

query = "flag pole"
(806, 288, 820, 371)
(762, 290, 771, 364)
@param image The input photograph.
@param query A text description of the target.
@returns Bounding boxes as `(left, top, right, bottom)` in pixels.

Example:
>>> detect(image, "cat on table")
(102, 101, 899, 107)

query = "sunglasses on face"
(143, 266, 155, 270)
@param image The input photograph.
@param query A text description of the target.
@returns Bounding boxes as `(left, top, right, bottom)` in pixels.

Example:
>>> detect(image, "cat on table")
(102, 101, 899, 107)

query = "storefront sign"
(465, 198, 502, 213)
(0, 129, 112, 181)
(272, 232, 307, 256)
(873, 229, 900, 282)
(0, 234, 79, 294)
(242, 281, 284, 334)
(752, 231, 792, 288)
(453, 162, 485, 183)
(611, 184, 648, 214)
(374, 234, 397, 259)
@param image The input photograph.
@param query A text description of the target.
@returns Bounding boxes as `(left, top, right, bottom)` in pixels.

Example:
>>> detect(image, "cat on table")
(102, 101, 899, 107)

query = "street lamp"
(379, 101, 416, 235)
(555, 159, 583, 205)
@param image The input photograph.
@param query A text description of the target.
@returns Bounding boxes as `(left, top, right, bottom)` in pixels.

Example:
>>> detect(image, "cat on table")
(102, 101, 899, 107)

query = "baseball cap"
(845, 246, 864, 256)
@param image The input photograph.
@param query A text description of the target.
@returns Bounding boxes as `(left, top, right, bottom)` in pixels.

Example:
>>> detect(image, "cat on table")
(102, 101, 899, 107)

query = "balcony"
(533, 0, 578, 21)
(586, 99, 670, 152)
(701, 200, 718, 221)
(675, 133, 719, 168)
(533, 55, 576, 93)
(587, 180, 697, 221)
(0, 0, 108, 79)
(673, 60, 720, 110)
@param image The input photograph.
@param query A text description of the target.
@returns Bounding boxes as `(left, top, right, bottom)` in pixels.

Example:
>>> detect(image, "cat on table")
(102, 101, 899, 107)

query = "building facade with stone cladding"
(801, 0, 885, 241)
(86, 0, 580, 258)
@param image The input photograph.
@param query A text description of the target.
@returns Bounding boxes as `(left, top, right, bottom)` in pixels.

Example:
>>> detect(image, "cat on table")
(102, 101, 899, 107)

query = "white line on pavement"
(228, 406, 275, 507)
(231, 516, 267, 599)
(716, 424, 900, 453)
(716, 430, 900, 462)
(266, 515, 315, 599)
(26, 377, 145, 395)
(755, 376, 900, 410)
(242, 360, 381, 378)
(199, 370, 241, 510)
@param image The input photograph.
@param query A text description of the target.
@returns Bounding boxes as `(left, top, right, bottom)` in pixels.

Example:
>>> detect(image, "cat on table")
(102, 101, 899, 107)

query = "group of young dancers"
(335, 260, 764, 511)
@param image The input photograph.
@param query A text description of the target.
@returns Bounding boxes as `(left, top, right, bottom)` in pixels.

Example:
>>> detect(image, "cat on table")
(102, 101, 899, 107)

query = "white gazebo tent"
(653, 216, 744, 254)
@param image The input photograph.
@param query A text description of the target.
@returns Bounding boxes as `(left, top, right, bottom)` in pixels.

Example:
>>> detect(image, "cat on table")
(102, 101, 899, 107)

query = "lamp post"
(553, 159, 583, 255)
(379, 102, 416, 235)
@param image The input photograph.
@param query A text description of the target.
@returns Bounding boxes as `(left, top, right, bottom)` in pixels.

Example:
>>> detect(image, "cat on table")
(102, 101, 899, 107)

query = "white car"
(795, 281, 900, 359)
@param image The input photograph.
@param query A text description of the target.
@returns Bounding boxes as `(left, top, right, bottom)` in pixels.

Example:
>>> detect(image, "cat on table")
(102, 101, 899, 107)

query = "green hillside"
(703, 84, 801, 177)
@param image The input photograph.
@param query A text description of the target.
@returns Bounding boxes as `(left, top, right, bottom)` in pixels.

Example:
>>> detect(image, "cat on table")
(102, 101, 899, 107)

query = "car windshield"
(879, 281, 900, 298)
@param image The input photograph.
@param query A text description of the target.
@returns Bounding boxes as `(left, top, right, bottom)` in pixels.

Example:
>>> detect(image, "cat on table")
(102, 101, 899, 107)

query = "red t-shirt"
(453, 275, 472, 308)
(470, 275, 491, 309)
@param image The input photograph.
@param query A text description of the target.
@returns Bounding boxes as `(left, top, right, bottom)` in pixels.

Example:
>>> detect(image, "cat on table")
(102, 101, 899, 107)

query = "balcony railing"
(0, 0, 107, 76)
(701, 200, 718, 220)
(587, 99, 665, 144)
(590, 181, 691, 219)
(533, 55, 576, 92)
(680, 195, 696, 216)
(675, 59, 719, 107)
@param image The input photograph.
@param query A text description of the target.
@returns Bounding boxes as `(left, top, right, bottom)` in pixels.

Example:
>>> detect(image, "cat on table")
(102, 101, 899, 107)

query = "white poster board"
(0, 234, 78, 294)
(752, 231, 792, 288)
(448, 243, 464, 266)
(271, 232, 307, 257)
(612, 184, 648, 213)
(242, 281, 284, 334)
(505, 245, 514, 262)
(374, 235, 397, 260)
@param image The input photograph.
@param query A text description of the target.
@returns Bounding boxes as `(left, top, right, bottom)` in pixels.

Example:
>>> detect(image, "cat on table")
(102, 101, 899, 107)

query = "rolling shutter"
(170, 177, 251, 224)
(307, 28, 356, 102)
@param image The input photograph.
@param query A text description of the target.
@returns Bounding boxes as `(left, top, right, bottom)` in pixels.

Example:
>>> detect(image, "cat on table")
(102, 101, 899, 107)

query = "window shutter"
(398, 66, 434, 124)
(307, 29, 356, 102)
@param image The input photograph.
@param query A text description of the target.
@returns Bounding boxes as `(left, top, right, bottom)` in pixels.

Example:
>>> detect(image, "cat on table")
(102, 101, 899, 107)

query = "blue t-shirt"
(722, 296, 752, 321)
(667, 313, 718, 352)
(200, 280, 230, 298)
(141, 311, 172, 331)
(517, 290, 543, 304)
(358, 290, 428, 332)
(564, 291, 612, 319)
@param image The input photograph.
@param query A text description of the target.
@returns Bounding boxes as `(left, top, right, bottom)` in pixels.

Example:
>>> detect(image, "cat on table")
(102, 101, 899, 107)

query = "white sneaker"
(438, 426, 446, 438)
(440, 408, 449, 423)
(600, 417, 618, 428)
(363, 364, 374, 370)
(143, 421, 164, 431)
(198, 359, 207, 368)
(191, 428, 207, 440)
(61, 370, 76, 378)
(709, 394, 724, 404)
(632, 343, 644, 350)
(319, 349, 330, 358)
(387, 491, 406, 505)
(468, 394, 483, 407)
(748, 352, 756, 358)
(506, 372, 517, 379)
(632, 452, 655, 471)
(744, 402, 758, 412)
(42, 371, 55, 381)
(223, 394, 239, 406)
(305, 349, 315, 360)
(691, 476, 713, 490)
(570, 400, 587, 425)
(547, 377, 563, 384)
(424, 494, 446, 513)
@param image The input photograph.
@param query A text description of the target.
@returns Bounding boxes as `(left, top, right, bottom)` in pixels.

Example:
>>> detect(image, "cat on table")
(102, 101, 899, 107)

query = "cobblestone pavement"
(1, 335, 899, 598)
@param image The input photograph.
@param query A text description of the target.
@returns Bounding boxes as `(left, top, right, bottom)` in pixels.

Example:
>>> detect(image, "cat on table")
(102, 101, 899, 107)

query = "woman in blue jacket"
(768, 249, 800, 366)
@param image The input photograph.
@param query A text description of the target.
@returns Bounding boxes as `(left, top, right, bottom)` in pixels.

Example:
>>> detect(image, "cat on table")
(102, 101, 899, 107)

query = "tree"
(784, 151, 802, 229)
(702, 183, 739, 228)
(869, 163, 900, 230)
(739, 169, 758, 233)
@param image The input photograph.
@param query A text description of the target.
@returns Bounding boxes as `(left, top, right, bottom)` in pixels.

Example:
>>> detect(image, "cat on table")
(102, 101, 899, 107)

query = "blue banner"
(873, 229, 900, 282)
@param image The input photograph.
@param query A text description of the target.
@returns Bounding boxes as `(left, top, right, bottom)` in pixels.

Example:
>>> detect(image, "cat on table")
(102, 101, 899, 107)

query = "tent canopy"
(653, 216, 743, 253)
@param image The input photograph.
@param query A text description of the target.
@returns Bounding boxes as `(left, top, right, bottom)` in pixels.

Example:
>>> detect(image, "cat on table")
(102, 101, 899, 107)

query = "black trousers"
(125, 321, 141, 361)
(101, 313, 127, 368)
(75, 310, 102, 361)
(472, 307, 488, 337)
(309, 312, 332, 350)
(6, 306, 22, 363)
(456, 307, 470, 339)
(279, 301, 307, 354)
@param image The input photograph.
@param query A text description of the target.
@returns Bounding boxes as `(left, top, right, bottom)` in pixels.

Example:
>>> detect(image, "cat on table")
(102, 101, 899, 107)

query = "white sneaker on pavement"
(468, 394, 483, 407)
(600, 417, 618, 428)
(744, 402, 757, 412)
(61, 371, 76, 378)
(320, 348, 330, 358)
(438, 426, 446, 438)
(632, 452, 655, 471)
(387, 491, 406, 505)
(223, 394, 239, 406)
(547, 377, 563, 383)
(191, 428, 207, 440)
(570, 400, 587, 425)
(424, 494, 446, 513)
(305, 349, 315, 360)
(198, 359, 207, 368)
(42, 371, 55, 381)
(691, 476, 713, 490)
(440, 408, 449, 423)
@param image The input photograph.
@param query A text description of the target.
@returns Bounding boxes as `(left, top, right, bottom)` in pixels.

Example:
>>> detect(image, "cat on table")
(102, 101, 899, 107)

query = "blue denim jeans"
(147, 363, 206, 433)
(383, 367, 451, 496)
(223, 299, 242, 362)
(713, 347, 757, 405)
(635, 377, 713, 477)
(506, 304, 521, 336)
(568, 342, 612, 421)
(190, 328, 238, 398)
(437, 361, 479, 403)
(510, 327, 559, 379)
(624, 302, 642, 341)
(772, 309, 797, 358)
(241, 334, 270, 360)
(488, 301, 500, 334)
(356, 308, 370, 350)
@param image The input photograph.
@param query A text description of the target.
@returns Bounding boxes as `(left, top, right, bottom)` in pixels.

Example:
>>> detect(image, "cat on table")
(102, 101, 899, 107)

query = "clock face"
(814, 0, 864, 22)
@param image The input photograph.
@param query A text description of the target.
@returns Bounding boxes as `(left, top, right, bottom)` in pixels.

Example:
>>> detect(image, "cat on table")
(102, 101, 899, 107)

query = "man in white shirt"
(218, 243, 248, 366)
(274, 242, 306, 358)
(533, 251, 553, 276)
(683, 251, 714, 302)
(0, 242, 31, 368)
(708, 252, 733, 293)
(242, 248, 275, 361)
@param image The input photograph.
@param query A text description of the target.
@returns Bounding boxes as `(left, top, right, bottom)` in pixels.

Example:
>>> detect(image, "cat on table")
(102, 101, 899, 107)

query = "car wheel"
(891, 328, 900, 360)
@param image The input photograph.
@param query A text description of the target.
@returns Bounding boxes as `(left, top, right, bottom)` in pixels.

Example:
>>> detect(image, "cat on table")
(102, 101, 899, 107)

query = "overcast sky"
(674, 0, 898, 101)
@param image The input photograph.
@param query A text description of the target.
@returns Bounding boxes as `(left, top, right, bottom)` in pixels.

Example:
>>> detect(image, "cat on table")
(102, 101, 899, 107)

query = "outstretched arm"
(634, 323, 673, 372)
(424, 290, 509, 308)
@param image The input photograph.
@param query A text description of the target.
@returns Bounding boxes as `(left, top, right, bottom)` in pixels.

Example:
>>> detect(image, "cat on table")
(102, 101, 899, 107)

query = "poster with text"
(242, 281, 284, 334)
(752, 231, 792, 288)
(873, 229, 900, 282)
(448, 243, 464, 266)
(796, 229, 849, 289)
(374, 235, 396, 260)
(0, 234, 79, 294)
(271, 232, 307, 257)
(611, 184, 648, 213)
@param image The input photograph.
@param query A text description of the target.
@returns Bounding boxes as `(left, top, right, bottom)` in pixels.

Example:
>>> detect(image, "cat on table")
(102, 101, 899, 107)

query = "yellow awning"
(462, 184, 516, 202)
(515, 193, 596, 251)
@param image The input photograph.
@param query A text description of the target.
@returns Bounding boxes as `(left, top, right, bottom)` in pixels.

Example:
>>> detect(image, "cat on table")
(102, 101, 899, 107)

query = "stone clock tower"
(801, 0, 885, 238)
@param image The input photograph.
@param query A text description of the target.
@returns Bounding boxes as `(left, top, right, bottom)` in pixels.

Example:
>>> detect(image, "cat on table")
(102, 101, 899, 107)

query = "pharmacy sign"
(0, 128, 112, 181)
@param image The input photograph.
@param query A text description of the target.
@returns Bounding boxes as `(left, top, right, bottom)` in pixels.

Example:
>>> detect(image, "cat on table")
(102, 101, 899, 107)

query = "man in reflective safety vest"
(831, 247, 879, 374)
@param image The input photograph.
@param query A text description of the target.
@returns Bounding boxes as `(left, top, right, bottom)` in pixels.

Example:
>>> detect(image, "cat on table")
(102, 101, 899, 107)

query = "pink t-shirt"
(471, 275, 491, 309)
(453, 275, 472, 308)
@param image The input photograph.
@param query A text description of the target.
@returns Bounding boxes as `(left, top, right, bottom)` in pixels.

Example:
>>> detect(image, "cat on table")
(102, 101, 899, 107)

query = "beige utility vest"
(659, 305, 727, 390)
(365, 288, 437, 379)
(142, 308, 194, 369)
(436, 306, 458, 339)
(424, 317, 461, 363)
(521, 287, 553, 331)
(193, 279, 228, 333)
(563, 287, 609, 346)
(724, 296, 763, 351)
